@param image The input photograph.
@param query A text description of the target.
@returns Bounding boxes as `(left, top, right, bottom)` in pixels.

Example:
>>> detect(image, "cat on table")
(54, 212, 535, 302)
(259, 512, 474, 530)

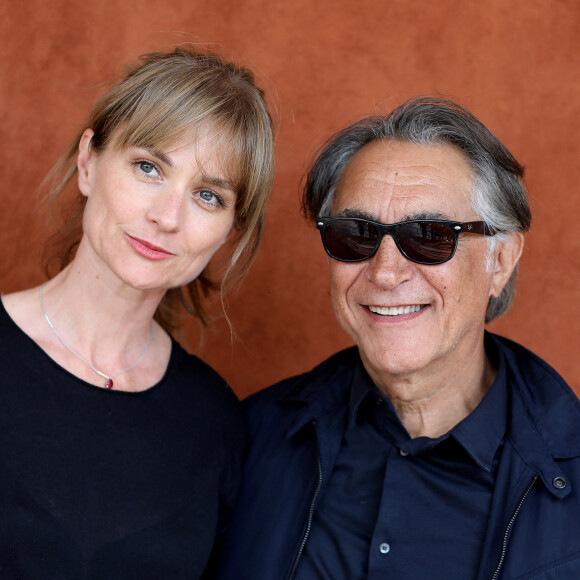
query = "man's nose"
(364, 234, 414, 287)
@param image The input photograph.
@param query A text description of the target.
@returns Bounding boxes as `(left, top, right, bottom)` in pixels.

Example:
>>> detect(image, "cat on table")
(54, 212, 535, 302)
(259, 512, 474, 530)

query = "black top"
(295, 340, 508, 579)
(0, 299, 244, 579)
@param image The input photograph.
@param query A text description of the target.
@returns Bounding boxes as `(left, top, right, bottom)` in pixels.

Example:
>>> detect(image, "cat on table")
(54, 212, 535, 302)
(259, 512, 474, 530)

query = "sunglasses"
(316, 217, 496, 265)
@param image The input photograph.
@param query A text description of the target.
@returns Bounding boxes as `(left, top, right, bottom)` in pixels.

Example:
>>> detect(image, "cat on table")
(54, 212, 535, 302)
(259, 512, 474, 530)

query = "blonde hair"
(43, 46, 275, 330)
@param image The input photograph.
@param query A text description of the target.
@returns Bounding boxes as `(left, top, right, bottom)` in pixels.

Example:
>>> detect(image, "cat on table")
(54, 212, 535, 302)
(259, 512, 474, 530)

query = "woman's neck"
(3, 257, 173, 392)
(46, 261, 164, 346)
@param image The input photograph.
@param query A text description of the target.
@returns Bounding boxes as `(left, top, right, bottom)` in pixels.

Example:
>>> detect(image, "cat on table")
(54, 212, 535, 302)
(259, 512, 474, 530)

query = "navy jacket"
(217, 334, 580, 579)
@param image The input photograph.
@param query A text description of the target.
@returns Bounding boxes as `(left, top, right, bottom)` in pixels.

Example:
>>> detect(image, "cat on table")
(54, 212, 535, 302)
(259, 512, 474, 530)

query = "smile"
(368, 305, 424, 316)
(127, 235, 175, 261)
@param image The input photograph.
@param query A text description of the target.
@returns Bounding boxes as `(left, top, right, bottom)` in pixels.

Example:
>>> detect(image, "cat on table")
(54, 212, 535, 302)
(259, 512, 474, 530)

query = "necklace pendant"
(105, 378, 114, 389)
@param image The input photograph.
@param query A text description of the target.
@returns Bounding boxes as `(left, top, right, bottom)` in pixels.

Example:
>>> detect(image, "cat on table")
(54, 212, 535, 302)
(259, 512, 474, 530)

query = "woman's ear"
(77, 128, 95, 198)
(489, 232, 525, 298)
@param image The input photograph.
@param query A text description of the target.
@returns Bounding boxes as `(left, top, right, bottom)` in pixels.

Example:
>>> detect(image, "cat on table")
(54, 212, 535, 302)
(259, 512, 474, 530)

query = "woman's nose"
(146, 191, 184, 231)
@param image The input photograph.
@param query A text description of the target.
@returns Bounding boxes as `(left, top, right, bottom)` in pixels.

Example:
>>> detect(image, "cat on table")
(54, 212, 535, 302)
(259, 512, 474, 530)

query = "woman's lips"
(127, 235, 175, 261)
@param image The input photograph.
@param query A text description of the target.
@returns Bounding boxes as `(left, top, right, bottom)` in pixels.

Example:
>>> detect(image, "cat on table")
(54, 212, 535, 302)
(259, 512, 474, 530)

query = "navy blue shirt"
(295, 344, 507, 579)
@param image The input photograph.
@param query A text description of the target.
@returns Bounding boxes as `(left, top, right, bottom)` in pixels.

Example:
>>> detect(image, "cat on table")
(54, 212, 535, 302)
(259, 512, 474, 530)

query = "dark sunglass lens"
(324, 220, 380, 261)
(398, 222, 455, 263)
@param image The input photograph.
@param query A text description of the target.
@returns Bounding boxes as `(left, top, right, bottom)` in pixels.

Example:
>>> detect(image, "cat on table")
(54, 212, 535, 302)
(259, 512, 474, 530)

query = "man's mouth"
(368, 305, 424, 316)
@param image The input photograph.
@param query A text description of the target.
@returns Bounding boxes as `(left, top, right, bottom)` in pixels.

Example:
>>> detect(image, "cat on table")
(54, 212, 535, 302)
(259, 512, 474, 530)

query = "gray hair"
(303, 97, 531, 322)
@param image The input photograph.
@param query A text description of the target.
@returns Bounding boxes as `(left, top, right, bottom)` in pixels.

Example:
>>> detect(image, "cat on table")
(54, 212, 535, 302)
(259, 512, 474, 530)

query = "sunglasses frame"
(316, 217, 496, 265)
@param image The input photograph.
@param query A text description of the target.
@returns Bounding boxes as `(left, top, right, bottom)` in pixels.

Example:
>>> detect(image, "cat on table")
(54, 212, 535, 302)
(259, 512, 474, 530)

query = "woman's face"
(76, 127, 237, 293)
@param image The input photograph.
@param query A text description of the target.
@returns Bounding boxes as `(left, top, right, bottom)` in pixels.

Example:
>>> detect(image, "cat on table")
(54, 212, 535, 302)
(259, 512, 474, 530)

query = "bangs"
(112, 103, 259, 206)
(113, 69, 234, 150)
(117, 112, 249, 202)
(88, 53, 273, 223)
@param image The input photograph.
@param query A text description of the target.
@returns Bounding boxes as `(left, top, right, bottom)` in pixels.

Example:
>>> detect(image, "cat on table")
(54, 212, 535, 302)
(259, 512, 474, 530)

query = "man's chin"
(358, 344, 435, 380)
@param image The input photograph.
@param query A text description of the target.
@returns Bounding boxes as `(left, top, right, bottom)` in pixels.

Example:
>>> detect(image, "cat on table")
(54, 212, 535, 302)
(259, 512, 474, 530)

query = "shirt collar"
(348, 355, 408, 441)
(348, 355, 380, 428)
(450, 336, 508, 472)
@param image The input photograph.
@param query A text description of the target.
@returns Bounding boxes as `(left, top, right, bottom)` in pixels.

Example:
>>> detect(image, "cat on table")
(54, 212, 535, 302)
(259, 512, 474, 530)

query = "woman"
(0, 47, 274, 578)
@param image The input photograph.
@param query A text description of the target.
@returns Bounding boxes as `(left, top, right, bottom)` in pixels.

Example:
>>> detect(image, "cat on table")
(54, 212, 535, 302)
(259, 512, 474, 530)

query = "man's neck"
(362, 339, 496, 439)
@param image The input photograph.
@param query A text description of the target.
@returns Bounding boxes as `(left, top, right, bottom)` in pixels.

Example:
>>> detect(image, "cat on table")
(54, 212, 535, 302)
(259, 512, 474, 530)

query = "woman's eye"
(138, 161, 157, 175)
(132, 160, 160, 179)
(198, 189, 225, 207)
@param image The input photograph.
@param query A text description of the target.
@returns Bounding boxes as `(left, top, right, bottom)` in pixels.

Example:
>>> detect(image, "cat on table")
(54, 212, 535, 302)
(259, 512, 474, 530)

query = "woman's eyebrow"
(140, 146, 174, 167)
(201, 174, 236, 193)
(137, 148, 236, 192)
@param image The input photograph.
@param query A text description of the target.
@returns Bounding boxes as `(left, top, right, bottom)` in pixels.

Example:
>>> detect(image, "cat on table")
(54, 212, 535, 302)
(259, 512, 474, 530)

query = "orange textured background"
(1, 0, 578, 398)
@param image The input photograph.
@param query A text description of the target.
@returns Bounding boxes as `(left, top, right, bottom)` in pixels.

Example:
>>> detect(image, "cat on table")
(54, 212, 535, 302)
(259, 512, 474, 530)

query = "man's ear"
(77, 128, 95, 198)
(489, 232, 525, 298)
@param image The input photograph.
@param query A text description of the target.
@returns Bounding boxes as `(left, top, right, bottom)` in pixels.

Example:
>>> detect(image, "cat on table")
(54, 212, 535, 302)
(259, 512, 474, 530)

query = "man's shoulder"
(245, 346, 358, 404)
(491, 332, 573, 393)
(242, 347, 359, 432)
(490, 332, 580, 456)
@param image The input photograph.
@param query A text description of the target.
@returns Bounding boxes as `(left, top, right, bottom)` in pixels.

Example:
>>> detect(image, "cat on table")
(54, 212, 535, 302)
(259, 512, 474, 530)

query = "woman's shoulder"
(167, 341, 245, 448)
(168, 338, 225, 382)
(0, 287, 54, 354)
(166, 338, 241, 411)
(1, 287, 45, 340)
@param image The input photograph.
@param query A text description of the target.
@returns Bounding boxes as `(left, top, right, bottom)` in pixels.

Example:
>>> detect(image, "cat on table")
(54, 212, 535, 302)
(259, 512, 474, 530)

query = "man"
(216, 98, 580, 579)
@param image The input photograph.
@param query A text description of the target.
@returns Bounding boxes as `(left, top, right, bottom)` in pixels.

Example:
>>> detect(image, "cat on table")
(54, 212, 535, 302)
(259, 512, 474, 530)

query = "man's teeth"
(368, 305, 422, 316)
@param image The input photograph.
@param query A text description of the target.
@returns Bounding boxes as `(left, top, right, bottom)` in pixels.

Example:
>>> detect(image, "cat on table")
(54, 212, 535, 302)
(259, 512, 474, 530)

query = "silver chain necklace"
(39, 283, 155, 389)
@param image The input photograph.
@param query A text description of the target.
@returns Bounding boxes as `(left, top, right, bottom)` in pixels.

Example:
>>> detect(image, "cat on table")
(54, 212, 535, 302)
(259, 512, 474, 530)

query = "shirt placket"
(367, 443, 412, 578)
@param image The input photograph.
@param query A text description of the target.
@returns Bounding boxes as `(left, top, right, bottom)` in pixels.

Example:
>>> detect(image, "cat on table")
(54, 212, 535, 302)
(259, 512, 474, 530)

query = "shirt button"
(399, 448, 409, 457)
(379, 542, 390, 554)
(552, 476, 567, 490)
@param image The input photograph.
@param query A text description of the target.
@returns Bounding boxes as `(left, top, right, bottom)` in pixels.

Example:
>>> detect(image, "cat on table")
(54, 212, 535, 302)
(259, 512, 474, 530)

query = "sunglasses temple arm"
(463, 221, 496, 236)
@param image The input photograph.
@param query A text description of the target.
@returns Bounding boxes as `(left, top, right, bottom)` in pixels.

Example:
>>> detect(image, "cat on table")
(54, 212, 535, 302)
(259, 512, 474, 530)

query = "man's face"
(328, 139, 510, 388)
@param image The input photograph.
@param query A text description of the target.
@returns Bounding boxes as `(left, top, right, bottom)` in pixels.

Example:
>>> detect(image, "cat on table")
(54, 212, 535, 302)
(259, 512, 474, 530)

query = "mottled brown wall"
(1, 0, 579, 398)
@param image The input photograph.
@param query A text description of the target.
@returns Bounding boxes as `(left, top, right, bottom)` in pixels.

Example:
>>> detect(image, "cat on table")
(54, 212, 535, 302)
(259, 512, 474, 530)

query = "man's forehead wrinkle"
(342, 163, 460, 193)
(332, 139, 476, 225)
(388, 165, 466, 190)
